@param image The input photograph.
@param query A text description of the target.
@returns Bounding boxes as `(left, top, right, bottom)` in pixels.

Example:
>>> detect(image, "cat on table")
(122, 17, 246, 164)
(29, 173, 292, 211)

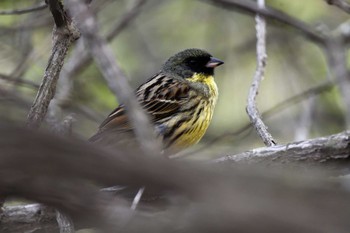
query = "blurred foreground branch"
(1, 125, 350, 232)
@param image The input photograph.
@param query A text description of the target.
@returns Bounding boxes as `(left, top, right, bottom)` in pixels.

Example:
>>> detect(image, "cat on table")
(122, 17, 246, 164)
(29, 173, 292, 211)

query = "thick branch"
(0, 204, 57, 233)
(47, 0, 70, 28)
(216, 130, 350, 165)
(0, 2, 47, 15)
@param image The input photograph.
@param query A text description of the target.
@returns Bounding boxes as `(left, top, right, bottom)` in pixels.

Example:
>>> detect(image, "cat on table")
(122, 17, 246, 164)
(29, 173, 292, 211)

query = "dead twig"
(0, 2, 47, 15)
(0, 73, 39, 89)
(246, 0, 276, 146)
(26, 0, 80, 129)
(56, 210, 75, 233)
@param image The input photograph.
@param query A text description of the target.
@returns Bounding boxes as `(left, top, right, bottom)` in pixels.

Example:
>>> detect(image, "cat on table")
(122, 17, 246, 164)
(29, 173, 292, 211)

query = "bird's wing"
(94, 73, 190, 134)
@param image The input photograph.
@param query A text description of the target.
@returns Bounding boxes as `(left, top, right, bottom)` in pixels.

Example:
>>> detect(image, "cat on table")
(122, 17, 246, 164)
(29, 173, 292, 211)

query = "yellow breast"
(167, 74, 218, 151)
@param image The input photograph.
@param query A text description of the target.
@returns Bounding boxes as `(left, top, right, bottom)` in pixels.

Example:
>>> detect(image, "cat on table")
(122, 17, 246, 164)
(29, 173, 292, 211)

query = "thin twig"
(326, 0, 350, 14)
(65, 0, 161, 155)
(246, 0, 276, 146)
(0, 73, 39, 89)
(106, 0, 147, 41)
(0, 204, 57, 233)
(26, 0, 80, 129)
(0, 2, 47, 15)
(293, 97, 316, 141)
(0, 87, 31, 108)
(131, 186, 145, 210)
(56, 210, 75, 233)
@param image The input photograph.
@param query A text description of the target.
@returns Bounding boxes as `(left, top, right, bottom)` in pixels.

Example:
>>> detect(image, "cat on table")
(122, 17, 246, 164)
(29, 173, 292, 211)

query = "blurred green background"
(0, 0, 348, 158)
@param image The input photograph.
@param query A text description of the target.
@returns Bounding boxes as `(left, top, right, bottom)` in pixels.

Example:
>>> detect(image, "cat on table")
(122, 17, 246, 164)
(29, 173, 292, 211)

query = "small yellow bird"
(90, 48, 223, 153)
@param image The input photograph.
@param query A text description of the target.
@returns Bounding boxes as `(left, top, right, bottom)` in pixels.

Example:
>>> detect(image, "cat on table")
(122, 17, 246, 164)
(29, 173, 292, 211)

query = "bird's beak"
(206, 57, 224, 68)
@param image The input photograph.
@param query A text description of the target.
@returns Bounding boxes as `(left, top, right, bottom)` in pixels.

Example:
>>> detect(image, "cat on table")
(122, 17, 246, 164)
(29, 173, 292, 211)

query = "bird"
(89, 48, 224, 154)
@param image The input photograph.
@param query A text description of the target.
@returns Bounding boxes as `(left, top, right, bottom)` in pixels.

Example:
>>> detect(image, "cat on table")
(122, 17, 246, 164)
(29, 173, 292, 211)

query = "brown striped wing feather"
(90, 73, 191, 141)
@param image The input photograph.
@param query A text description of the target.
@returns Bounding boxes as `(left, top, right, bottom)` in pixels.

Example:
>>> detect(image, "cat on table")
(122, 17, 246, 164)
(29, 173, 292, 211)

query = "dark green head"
(162, 48, 224, 78)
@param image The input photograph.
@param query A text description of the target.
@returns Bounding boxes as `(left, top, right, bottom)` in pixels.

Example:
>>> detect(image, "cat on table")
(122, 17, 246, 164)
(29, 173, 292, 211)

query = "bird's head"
(162, 48, 224, 79)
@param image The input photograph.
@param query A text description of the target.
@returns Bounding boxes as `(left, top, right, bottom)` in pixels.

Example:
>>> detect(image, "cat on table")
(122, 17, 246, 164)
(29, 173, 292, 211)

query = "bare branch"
(216, 130, 350, 165)
(246, 0, 276, 146)
(26, 0, 80, 129)
(131, 186, 145, 210)
(0, 73, 39, 89)
(326, 0, 350, 13)
(65, 0, 161, 155)
(56, 210, 75, 233)
(105, 0, 147, 41)
(0, 204, 57, 233)
(47, 0, 70, 28)
(202, 0, 327, 45)
(0, 2, 47, 15)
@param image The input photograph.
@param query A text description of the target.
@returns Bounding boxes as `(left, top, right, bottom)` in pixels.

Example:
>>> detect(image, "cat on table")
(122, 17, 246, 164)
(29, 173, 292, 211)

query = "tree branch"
(216, 130, 350, 165)
(47, 0, 70, 28)
(246, 0, 276, 146)
(26, 0, 80, 129)
(0, 2, 47, 15)
(0, 204, 57, 233)
(56, 210, 74, 233)
(202, 0, 327, 45)
(0, 73, 39, 89)
(326, 0, 350, 13)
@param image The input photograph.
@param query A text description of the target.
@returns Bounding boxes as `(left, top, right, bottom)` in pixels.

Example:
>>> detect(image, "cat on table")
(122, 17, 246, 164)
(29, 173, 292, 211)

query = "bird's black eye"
(188, 59, 198, 66)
